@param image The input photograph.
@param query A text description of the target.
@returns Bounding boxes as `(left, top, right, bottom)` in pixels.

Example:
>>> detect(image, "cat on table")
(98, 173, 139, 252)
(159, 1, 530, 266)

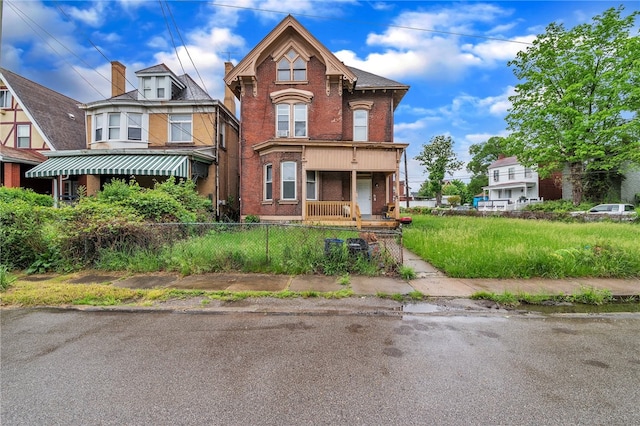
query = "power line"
(209, 2, 533, 46)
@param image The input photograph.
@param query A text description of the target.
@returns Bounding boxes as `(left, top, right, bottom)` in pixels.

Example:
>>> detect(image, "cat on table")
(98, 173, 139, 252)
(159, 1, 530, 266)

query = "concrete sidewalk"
(59, 248, 639, 298)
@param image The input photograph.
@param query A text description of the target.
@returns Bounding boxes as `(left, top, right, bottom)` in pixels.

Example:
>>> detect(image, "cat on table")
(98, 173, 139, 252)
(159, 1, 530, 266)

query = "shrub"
(0, 186, 53, 207)
(245, 214, 260, 223)
(0, 200, 51, 268)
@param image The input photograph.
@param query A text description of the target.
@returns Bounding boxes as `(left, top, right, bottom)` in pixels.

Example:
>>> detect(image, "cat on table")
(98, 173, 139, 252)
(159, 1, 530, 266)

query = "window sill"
(278, 200, 299, 205)
(262, 200, 273, 205)
(275, 80, 308, 85)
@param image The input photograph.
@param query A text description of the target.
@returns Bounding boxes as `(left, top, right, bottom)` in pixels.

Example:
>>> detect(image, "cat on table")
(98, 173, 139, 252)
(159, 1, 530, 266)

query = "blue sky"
(3, 1, 636, 190)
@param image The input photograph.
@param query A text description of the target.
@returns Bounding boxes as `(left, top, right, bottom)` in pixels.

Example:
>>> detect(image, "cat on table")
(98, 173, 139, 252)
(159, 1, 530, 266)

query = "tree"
(466, 136, 511, 178)
(442, 179, 469, 204)
(505, 6, 640, 205)
(415, 135, 463, 206)
(466, 136, 512, 198)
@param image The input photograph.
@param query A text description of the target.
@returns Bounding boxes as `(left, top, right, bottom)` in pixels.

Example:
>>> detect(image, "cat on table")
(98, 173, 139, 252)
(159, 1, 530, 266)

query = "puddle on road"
(520, 302, 640, 314)
(402, 303, 444, 314)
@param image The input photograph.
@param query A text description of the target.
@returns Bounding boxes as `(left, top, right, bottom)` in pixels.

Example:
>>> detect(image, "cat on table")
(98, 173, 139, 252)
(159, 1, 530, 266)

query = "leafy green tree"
(466, 136, 511, 179)
(416, 181, 434, 198)
(506, 6, 640, 205)
(442, 179, 469, 204)
(415, 135, 463, 206)
(467, 175, 488, 199)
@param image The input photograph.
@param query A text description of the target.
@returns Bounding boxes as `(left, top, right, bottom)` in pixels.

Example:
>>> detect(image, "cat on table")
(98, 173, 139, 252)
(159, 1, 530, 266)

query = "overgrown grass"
(472, 286, 614, 307)
(0, 279, 354, 307)
(403, 215, 640, 278)
(94, 226, 389, 276)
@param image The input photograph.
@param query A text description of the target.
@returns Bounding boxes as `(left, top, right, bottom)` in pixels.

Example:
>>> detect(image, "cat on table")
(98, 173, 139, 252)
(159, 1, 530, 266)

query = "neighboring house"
(1, 68, 86, 194)
(26, 62, 240, 217)
(224, 15, 409, 228)
(480, 155, 561, 210)
(561, 162, 640, 204)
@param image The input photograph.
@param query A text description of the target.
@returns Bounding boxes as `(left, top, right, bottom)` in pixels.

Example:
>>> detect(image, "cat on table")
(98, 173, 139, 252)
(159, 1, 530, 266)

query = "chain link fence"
(75, 223, 403, 275)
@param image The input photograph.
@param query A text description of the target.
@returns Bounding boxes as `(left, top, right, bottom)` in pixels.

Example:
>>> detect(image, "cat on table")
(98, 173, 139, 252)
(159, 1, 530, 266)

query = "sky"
(2, 0, 636, 191)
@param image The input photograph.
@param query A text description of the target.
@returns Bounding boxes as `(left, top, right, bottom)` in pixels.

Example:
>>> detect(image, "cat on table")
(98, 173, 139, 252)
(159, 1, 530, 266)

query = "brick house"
(26, 63, 240, 217)
(1, 68, 86, 194)
(224, 15, 409, 228)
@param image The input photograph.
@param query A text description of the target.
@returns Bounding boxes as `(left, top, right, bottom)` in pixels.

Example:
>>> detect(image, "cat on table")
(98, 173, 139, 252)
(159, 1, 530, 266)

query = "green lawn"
(402, 215, 640, 278)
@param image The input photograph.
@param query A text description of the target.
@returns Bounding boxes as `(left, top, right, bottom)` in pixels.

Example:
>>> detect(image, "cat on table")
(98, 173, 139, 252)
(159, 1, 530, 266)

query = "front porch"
(304, 201, 399, 229)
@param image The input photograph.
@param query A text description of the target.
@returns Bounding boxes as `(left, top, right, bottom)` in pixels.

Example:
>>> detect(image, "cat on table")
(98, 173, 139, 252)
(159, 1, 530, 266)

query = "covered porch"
(299, 142, 407, 229)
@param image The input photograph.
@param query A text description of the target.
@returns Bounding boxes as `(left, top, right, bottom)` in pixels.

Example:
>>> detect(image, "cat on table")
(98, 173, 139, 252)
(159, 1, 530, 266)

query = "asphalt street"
(2, 307, 640, 425)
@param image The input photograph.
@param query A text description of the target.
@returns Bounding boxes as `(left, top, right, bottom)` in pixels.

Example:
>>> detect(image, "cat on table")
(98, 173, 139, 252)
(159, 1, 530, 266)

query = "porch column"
(394, 172, 400, 219)
(351, 169, 357, 219)
(301, 163, 307, 220)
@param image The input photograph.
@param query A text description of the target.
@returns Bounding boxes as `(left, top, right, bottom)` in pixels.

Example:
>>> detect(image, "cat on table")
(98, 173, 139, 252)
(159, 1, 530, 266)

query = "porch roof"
(483, 181, 536, 190)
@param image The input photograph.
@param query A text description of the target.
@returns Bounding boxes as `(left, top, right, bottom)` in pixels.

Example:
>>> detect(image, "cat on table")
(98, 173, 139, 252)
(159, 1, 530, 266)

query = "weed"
(338, 274, 350, 286)
(391, 293, 404, 302)
(399, 265, 417, 280)
(0, 265, 17, 291)
(408, 290, 425, 300)
(569, 286, 613, 305)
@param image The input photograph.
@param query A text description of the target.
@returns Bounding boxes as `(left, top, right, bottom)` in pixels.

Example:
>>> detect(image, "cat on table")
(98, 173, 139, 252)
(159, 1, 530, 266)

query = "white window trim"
(127, 113, 142, 141)
(281, 161, 297, 200)
(94, 114, 104, 142)
(493, 170, 500, 182)
(108, 113, 121, 140)
(275, 103, 307, 138)
(17, 124, 30, 148)
(264, 164, 273, 201)
(353, 109, 368, 142)
(0, 89, 12, 108)
(94, 112, 149, 143)
(169, 113, 193, 143)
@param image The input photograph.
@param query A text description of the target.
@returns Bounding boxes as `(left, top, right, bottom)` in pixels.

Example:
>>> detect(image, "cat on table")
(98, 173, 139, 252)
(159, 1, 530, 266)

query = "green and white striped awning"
(25, 154, 190, 179)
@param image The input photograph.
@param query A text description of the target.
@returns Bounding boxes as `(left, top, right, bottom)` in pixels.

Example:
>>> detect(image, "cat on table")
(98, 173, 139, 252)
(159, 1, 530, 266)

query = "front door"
(356, 178, 372, 216)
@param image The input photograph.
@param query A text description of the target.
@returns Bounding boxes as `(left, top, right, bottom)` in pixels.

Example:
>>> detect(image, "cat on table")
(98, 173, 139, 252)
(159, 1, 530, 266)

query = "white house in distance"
(480, 155, 562, 210)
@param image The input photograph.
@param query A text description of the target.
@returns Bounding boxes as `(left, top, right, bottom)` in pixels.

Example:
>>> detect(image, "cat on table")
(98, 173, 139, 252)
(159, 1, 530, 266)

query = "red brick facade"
(226, 16, 408, 221)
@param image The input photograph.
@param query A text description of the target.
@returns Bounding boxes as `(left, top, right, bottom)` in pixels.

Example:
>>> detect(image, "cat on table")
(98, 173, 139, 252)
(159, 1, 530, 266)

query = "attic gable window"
(140, 76, 170, 100)
(277, 49, 307, 82)
(0, 89, 11, 108)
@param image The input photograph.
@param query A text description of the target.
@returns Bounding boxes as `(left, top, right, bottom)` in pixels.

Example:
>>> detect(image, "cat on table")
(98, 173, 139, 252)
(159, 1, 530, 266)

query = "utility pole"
(404, 149, 410, 208)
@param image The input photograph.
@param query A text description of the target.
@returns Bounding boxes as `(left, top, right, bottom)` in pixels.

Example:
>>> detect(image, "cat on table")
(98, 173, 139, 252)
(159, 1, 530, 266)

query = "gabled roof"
(225, 15, 357, 93)
(489, 155, 520, 169)
(0, 68, 86, 151)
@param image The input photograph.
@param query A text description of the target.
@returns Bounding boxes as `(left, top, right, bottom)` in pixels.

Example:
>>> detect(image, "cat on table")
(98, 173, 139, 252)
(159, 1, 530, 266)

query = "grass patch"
(472, 286, 615, 307)
(403, 215, 640, 279)
(0, 280, 354, 307)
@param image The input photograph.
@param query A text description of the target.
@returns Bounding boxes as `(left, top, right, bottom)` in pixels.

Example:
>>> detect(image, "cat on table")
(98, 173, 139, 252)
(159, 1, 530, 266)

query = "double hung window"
(276, 104, 307, 138)
(108, 113, 120, 140)
(17, 125, 30, 148)
(281, 162, 296, 200)
(264, 164, 273, 201)
(169, 114, 192, 142)
(127, 113, 142, 141)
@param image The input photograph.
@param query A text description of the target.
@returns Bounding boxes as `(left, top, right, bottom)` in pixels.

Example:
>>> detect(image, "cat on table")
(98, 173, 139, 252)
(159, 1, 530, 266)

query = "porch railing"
(306, 201, 353, 219)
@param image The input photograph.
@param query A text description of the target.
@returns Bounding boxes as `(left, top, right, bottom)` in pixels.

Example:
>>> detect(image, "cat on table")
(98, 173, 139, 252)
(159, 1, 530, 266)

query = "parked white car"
(588, 204, 637, 215)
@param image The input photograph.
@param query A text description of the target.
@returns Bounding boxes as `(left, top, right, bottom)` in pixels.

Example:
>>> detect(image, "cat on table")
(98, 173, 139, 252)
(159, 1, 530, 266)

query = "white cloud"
(333, 3, 535, 82)
(66, 2, 107, 27)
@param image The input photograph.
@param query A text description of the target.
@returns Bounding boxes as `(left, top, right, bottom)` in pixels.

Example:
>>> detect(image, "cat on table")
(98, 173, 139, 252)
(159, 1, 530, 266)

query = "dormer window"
(139, 76, 171, 100)
(277, 49, 306, 81)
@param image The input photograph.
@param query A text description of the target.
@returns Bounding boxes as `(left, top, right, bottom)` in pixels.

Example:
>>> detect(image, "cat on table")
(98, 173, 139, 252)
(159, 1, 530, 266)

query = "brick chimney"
(111, 61, 126, 97)
(224, 62, 236, 117)
(498, 153, 505, 160)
